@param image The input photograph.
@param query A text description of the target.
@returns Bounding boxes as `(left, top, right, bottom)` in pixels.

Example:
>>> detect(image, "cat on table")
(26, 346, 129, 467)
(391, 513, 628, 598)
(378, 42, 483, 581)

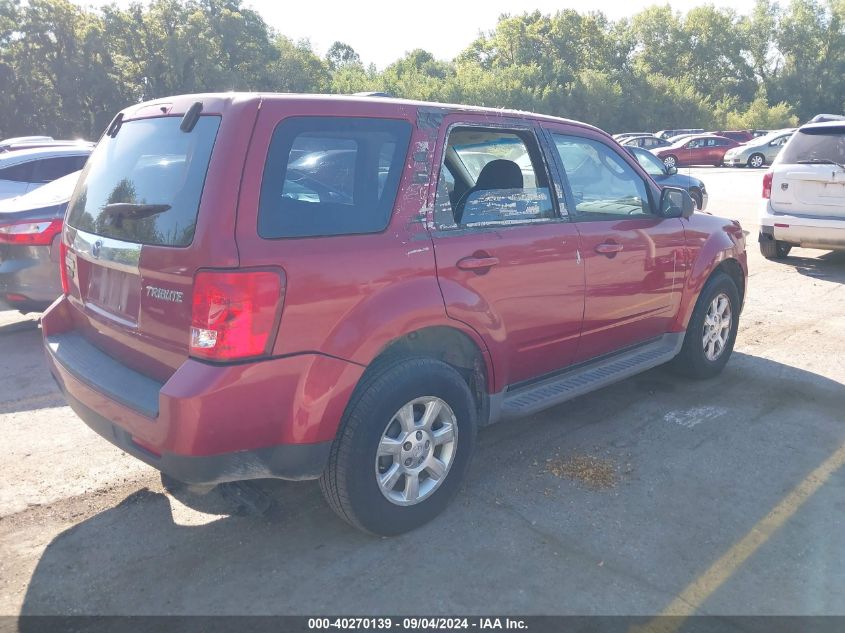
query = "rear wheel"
(760, 238, 792, 259)
(320, 357, 477, 536)
(748, 153, 765, 168)
(672, 272, 740, 379)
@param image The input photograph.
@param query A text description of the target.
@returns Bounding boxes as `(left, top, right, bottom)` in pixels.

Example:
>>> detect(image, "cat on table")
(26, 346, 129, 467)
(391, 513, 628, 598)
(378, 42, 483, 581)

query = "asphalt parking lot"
(1, 167, 844, 618)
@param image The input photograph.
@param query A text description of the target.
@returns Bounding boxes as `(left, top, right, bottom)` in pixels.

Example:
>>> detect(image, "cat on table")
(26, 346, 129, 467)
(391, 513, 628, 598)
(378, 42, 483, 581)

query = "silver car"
(0, 146, 91, 200)
(723, 129, 795, 168)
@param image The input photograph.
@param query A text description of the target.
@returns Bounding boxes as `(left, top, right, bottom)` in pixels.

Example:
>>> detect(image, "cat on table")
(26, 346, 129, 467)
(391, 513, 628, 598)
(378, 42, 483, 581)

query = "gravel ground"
(1, 167, 844, 617)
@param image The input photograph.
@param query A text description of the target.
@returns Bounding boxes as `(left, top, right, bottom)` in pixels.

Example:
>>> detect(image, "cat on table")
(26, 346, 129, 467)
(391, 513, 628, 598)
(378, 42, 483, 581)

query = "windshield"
(631, 149, 665, 176)
(67, 115, 220, 246)
(779, 127, 845, 165)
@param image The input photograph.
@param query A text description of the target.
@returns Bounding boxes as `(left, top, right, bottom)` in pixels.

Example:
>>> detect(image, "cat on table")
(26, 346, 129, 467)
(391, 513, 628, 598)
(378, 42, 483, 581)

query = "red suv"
(43, 94, 748, 535)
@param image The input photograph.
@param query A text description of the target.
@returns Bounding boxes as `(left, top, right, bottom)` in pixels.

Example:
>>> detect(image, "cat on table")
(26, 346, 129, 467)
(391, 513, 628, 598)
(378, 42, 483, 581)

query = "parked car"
(620, 134, 672, 150)
(0, 135, 54, 148)
(759, 118, 845, 258)
(655, 128, 704, 140)
(1, 139, 94, 154)
(653, 134, 741, 168)
(625, 146, 708, 210)
(42, 94, 747, 536)
(0, 171, 79, 312)
(0, 146, 91, 200)
(612, 132, 652, 141)
(712, 130, 754, 143)
(723, 129, 795, 168)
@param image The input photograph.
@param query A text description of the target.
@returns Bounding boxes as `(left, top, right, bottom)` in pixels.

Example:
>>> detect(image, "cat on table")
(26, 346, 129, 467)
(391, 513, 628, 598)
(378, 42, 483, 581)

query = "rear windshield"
(258, 116, 411, 238)
(780, 127, 845, 164)
(67, 116, 220, 246)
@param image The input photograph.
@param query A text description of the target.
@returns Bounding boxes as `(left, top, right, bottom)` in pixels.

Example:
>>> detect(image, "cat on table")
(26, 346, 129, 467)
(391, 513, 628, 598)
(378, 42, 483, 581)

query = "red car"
(654, 134, 741, 168)
(712, 130, 754, 143)
(43, 94, 748, 535)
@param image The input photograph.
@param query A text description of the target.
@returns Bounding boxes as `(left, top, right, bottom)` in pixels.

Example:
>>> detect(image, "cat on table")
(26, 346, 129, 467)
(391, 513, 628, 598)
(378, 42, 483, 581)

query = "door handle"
(595, 242, 624, 256)
(456, 255, 500, 272)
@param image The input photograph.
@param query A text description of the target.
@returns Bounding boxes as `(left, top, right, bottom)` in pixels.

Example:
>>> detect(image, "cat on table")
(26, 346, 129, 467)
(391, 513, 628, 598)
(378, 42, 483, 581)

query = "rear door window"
(66, 115, 220, 247)
(434, 127, 556, 228)
(0, 161, 35, 183)
(258, 117, 411, 238)
(32, 155, 88, 183)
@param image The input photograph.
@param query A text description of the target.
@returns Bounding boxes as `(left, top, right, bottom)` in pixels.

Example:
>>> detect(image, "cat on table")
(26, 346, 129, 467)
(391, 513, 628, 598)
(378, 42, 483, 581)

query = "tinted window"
(67, 116, 220, 246)
(780, 127, 845, 164)
(0, 161, 34, 182)
(553, 135, 650, 217)
(259, 117, 411, 239)
(434, 127, 555, 228)
(33, 155, 88, 183)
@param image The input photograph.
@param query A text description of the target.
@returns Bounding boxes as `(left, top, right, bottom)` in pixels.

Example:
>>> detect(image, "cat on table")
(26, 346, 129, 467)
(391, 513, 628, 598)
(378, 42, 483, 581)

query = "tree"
(326, 41, 360, 69)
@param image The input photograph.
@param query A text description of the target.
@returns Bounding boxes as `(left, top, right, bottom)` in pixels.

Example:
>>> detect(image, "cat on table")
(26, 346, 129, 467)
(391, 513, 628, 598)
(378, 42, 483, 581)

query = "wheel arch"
(671, 224, 748, 333)
(364, 325, 493, 420)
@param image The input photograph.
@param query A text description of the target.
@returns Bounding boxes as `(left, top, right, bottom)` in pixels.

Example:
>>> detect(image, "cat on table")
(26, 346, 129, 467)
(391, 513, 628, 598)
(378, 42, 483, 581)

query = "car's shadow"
(787, 250, 845, 283)
(16, 351, 845, 618)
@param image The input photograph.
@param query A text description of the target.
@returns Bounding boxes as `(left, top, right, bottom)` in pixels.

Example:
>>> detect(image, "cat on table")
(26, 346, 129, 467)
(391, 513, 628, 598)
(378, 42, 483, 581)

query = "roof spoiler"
(180, 101, 204, 133)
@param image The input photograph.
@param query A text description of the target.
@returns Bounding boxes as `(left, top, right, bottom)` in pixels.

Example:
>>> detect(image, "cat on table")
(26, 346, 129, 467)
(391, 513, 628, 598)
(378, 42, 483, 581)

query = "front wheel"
(689, 188, 703, 210)
(320, 357, 477, 536)
(671, 272, 740, 379)
(748, 153, 765, 169)
(663, 155, 678, 169)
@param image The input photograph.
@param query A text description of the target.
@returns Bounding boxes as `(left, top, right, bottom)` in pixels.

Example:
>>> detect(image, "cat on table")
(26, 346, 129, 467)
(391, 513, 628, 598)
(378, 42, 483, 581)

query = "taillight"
(762, 171, 773, 199)
(190, 269, 284, 361)
(0, 219, 63, 245)
(59, 239, 70, 295)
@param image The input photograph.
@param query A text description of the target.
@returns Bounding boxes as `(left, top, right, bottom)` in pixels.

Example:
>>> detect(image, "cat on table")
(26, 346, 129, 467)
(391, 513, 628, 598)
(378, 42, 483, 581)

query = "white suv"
(759, 118, 845, 259)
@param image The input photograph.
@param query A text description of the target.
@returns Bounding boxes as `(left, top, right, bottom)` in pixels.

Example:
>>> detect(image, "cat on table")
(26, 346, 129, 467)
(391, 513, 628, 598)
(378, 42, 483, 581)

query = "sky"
(78, 0, 759, 68)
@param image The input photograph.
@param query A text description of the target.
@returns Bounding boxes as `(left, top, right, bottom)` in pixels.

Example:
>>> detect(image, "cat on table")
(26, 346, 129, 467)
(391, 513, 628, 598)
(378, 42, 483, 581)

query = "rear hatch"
(62, 96, 257, 383)
(770, 124, 845, 218)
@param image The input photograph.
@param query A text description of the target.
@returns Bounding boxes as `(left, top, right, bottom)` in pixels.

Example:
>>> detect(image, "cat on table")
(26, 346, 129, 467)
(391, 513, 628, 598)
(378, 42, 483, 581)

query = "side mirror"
(666, 164, 678, 175)
(660, 186, 695, 219)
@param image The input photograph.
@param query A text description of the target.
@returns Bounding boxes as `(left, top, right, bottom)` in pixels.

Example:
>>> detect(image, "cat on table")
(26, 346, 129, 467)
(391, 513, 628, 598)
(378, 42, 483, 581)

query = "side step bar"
(493, 333, 685, 422)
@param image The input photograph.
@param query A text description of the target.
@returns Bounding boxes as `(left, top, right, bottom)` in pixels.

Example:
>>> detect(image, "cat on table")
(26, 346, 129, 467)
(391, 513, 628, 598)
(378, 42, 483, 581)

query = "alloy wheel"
(702, 293, 732, 361)
(375, 396, 458, 506)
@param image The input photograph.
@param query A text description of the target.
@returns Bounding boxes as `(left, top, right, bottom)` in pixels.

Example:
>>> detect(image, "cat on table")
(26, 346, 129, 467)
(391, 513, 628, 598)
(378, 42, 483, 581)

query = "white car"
(0, 146, 91, 201)
(759, 118, 845, 258)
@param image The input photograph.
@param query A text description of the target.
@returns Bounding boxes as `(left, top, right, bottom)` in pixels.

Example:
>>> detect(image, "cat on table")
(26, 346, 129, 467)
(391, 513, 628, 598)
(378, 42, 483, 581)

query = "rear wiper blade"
(797, 158, 845, 171)
(101, 203, 171, 220)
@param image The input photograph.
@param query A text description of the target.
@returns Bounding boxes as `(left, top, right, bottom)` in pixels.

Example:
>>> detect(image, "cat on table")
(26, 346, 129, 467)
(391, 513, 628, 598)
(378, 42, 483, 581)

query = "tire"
(748, 153, 765, 169)
(320, 357, 477, 536)
(663, 155, 678, 169)
(671, 272, 740, 379)
(689, 188, 703, 210)
(760, 237, 792, 259)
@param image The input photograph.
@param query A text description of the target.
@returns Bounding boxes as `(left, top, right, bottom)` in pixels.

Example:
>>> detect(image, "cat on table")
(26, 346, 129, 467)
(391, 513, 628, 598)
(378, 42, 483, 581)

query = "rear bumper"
(43, 298, 364, 484)
(59, 386, 332, 484)
(760, 203, 845, 250)
(0, 243, 62, 312)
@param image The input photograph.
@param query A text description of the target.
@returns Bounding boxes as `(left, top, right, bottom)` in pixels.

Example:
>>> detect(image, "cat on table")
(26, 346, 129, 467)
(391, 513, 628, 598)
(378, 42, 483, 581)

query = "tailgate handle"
(457, 255, 500, 272)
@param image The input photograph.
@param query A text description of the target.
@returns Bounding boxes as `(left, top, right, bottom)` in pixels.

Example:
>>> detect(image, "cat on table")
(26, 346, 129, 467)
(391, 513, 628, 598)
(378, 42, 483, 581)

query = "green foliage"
(0, 0, 841, 139)
(723, 91, 800, 129)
